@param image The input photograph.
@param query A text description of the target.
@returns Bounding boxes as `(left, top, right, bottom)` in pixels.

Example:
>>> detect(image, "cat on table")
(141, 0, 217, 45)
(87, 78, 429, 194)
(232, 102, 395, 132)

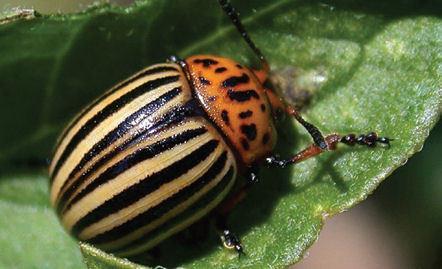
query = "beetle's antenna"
(218, 0, 269, 73)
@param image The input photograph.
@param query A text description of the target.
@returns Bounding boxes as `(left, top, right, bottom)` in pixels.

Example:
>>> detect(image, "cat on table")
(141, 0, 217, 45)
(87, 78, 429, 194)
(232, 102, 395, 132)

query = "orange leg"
(266, 132, 391, 168)
(253, 67, 392, 167)
(263, 89, 391, 166)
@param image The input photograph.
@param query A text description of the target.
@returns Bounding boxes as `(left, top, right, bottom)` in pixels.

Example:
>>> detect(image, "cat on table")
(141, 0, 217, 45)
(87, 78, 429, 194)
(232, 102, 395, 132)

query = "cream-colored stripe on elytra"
(61, 132, 214, 230)
(59, 119, 206, 213)
(50, 79, 185, 204)
(49, 64, 180, 176)
(78, 137, 224, 240)
(50, 64, 179, 163)
(98, 152, 234, 251)
(53, 85, 192, 205)
(116, 162, 236, 257)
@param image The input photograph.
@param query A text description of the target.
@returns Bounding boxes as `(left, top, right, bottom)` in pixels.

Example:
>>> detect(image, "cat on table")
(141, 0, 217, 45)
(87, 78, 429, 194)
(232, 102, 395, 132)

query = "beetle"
(49, 0, 391, 258)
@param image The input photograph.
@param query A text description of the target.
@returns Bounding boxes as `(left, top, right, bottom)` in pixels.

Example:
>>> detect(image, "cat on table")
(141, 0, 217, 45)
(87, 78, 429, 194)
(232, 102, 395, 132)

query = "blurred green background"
(1, 0, 133, 13)
(1, 1, 440, 268)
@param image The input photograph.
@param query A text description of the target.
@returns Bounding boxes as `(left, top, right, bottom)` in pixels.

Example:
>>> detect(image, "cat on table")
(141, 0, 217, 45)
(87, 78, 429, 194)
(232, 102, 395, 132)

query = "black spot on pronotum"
(240, 124, 257, 141)
(260, 104, 266, 112)
(236, 64, 243, 69)
(193, 58, 218, 67)
(238, 110, 253, 119)
(215, 67, 227, 73)
(262, 132, 270, 145)
(240, 138, 250, 150)
(227, 89, 260, 102)
(263, 79, 273, 90)
(199, 77, 211, 85)
(221, 110, 230, 126)
(222, 73, 250, 88)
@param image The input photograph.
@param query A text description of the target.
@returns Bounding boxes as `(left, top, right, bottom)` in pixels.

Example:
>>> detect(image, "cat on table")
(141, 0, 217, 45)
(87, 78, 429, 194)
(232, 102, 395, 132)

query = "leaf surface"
(0, 0, 440, 268)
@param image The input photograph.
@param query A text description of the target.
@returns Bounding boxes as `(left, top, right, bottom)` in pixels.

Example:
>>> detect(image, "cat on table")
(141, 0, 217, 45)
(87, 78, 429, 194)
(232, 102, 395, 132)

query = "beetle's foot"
(220, 229, 244, 256)
(167, 55, 188, 70)
(246, 164, 259, 185)
(340, 132, 392, 148)
(265, 155, 289, 168)
(167, 55, 182, 63)
(265, 132, 391, 169)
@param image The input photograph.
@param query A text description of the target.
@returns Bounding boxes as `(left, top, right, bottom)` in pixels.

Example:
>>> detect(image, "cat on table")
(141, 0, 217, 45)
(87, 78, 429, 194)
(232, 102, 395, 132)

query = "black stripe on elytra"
(193, 58, 218, 67)
(62, 99, 201, 203)
(227, 89, 260, 102)
(52, 66, 178, 164)
(113, 166, 235, 255)
(240, 124, 257, 141)
(71, 140, 219, 236)
(222, 73, 249, 88)
(238, 110, 253, 119)
(51, 75, 180, 182)
(57, 86, 182, 203)
(88, 151, 228, 245)
(57, 125, 207, 214)
(59, 98, 203, 212)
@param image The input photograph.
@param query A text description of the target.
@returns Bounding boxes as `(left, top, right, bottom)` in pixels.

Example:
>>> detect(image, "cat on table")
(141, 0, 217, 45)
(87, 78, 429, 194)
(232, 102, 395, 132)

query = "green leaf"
(80, 243, 148, 269)
(0, 174, 84, 268)
(0, 0, 440, 268)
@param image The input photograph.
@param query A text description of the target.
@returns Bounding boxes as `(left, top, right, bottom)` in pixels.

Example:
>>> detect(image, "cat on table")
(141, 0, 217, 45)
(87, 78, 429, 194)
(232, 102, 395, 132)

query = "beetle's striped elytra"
(49, 0, 391, 258)
(50, 62, 238, 256)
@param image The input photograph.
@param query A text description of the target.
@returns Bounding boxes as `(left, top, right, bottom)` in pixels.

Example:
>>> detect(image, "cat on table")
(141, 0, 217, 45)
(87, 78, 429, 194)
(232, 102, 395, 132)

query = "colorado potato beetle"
(49, 0, 391, 258)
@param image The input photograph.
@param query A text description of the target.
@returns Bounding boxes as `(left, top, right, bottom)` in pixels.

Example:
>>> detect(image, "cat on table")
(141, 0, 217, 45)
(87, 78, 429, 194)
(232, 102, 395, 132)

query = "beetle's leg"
(265, 88, 329, 149)
(218, 166, 258, 215)
(266, 132, 392, 168)
(219, 0, 329, 149)
(215, 166, 259, 255)
(265, 90, 391, 167)
(286, 105, 328, 149)
(167, 55, 185, 65)
(216, 218, 244, 256)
